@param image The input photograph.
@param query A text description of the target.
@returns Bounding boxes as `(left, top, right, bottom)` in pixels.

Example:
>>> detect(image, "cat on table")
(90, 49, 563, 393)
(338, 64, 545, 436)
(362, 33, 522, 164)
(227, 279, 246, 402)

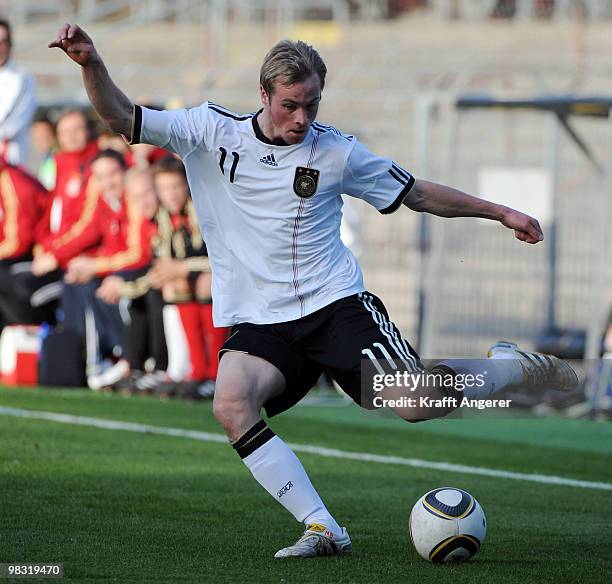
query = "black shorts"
(220, 291, 422, 417)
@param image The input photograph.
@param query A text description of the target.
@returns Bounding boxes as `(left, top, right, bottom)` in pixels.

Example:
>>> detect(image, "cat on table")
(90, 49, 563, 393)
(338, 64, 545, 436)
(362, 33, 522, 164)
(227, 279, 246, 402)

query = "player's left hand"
(48, 23, 99, 68)
(500, 208, 543, 244)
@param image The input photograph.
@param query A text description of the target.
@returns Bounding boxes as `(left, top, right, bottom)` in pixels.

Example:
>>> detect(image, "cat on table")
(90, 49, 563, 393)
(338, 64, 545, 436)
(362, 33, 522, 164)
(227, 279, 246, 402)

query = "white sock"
(437, 358, 524, 398)
(235, 424, 341, 535)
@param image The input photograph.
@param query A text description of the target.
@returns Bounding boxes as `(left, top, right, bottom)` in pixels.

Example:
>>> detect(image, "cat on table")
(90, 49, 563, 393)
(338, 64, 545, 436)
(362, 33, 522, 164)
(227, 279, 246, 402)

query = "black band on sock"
(232, 420, 276, 459)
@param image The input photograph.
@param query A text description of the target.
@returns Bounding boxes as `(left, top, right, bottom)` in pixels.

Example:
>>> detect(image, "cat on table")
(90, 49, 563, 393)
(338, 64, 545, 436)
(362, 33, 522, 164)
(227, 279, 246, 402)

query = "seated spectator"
(45, 149, 151, 387)
(95, 167, 165, 392)
(29, 115, 57, 189)
(97, 157, 226, 398)
(151, 156, 228, 397)
(0, 158, 56, 332)
(32, 108, 99, 277)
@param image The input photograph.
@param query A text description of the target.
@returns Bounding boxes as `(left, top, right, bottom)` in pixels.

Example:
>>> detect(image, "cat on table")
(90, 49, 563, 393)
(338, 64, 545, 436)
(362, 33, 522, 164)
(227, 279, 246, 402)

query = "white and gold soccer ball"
(409, 487, 486, 563)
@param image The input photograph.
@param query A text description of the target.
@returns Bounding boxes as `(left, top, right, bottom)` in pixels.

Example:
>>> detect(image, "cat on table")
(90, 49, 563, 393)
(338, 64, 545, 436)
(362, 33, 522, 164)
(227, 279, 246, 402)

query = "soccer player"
(50, 24, 579, 558)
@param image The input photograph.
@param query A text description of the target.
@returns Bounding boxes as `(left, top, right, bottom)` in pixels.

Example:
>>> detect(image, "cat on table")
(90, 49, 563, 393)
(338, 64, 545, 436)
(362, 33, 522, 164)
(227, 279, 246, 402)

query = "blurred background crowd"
(1, 15, 229, 397)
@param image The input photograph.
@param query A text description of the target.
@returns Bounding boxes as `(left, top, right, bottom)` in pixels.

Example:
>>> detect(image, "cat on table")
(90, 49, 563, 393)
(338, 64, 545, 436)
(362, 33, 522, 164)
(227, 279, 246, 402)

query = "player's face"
(154, 171, 189, 215)
(0, 26, 10, 68)
(56, 113, 89, 153)
(261, 74, 321, 144)
(127, 175, 158, 220)
(92, 157, 125, 202)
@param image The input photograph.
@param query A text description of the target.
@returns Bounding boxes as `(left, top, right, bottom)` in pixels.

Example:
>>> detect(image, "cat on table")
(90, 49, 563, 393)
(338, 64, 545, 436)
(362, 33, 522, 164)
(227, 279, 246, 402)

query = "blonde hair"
(260, 39, 327, 96)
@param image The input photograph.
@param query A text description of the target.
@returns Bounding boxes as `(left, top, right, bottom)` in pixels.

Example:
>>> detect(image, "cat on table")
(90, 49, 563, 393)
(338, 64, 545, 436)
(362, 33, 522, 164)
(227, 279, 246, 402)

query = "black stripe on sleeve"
(379, 177, 416, 215)
(391, 162, 412, 182)
(388, 168, 408, 186)
(131, 105, 143, 145)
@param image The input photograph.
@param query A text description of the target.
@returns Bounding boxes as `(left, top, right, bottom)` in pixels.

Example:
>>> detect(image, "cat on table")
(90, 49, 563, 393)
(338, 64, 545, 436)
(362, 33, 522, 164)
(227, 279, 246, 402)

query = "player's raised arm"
(49, 24, 133, 138)
(403, 178, 544, 245)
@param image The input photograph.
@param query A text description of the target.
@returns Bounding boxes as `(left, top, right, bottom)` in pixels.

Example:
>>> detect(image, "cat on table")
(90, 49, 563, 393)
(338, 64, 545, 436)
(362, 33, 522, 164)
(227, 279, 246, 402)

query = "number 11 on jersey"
(219, 147, 240, 183)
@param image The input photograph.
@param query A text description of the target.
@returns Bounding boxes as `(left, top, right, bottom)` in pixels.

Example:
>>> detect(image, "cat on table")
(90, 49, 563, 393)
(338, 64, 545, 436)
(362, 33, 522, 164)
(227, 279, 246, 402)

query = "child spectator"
(96, 167, 166, 392)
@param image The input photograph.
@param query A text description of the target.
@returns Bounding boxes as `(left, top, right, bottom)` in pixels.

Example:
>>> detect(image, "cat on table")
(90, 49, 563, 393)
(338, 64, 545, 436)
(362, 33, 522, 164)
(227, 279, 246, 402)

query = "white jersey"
(133, 102, 414, 326)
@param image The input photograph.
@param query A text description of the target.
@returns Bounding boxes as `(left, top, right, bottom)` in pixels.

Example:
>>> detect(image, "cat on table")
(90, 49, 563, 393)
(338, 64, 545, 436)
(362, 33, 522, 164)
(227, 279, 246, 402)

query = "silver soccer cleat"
(274, 524, 352, 559)
(488, 341, 579, 391)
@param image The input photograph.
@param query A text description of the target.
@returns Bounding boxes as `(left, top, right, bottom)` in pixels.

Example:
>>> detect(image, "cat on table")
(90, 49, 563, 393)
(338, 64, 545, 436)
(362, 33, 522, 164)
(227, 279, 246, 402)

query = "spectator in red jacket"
(95, 157, 226, 398)
(32, 108, 99, 276)
(58, 149, 152, 386)
(94, 167, 167, 392)
(63, 150, 152, 282)
(0, 158, 59, 331)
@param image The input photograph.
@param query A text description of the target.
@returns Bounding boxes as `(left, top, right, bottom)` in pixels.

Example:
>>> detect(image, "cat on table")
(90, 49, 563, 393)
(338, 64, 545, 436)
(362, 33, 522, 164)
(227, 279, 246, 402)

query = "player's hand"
(48, 23, 99, 67)
(500, 208, 543, 244)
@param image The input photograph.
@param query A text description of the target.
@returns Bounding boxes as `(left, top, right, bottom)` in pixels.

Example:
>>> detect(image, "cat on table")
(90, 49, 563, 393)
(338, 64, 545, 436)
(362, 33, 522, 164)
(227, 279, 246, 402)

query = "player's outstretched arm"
(49, 24, 133, 137)
(404, 179, 543, 244)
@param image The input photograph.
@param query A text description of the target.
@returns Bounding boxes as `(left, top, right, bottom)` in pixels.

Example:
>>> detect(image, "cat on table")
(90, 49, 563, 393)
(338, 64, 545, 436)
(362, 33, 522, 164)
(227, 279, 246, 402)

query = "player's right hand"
(48, 23, 98, 66)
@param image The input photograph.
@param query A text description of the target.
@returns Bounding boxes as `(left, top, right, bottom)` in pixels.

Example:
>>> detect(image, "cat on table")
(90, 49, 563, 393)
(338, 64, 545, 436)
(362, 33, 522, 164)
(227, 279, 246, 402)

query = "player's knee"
(212, 388, 253, 433)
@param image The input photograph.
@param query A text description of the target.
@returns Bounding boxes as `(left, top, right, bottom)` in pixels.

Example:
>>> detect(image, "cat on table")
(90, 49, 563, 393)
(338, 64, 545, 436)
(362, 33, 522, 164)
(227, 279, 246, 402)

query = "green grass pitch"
(1, 386, 611, 583)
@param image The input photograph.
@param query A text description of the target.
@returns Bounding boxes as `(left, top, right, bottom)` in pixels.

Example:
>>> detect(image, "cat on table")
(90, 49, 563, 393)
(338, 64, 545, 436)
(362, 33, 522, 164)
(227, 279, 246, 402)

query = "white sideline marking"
(1, 406, 611, 492)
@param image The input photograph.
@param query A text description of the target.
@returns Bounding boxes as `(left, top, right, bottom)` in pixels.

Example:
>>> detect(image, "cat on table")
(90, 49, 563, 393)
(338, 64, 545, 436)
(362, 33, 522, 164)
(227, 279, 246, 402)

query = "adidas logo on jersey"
(259, 153, 278, 167)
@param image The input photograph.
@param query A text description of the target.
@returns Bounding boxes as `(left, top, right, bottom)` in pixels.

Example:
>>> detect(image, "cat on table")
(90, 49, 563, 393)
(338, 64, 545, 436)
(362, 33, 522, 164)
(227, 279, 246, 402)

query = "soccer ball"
(408, 487, 486, 563)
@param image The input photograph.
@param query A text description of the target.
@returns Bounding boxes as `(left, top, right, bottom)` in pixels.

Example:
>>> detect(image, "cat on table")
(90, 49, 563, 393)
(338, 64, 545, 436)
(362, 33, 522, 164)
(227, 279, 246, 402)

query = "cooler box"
(0, 325, 41, 386)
